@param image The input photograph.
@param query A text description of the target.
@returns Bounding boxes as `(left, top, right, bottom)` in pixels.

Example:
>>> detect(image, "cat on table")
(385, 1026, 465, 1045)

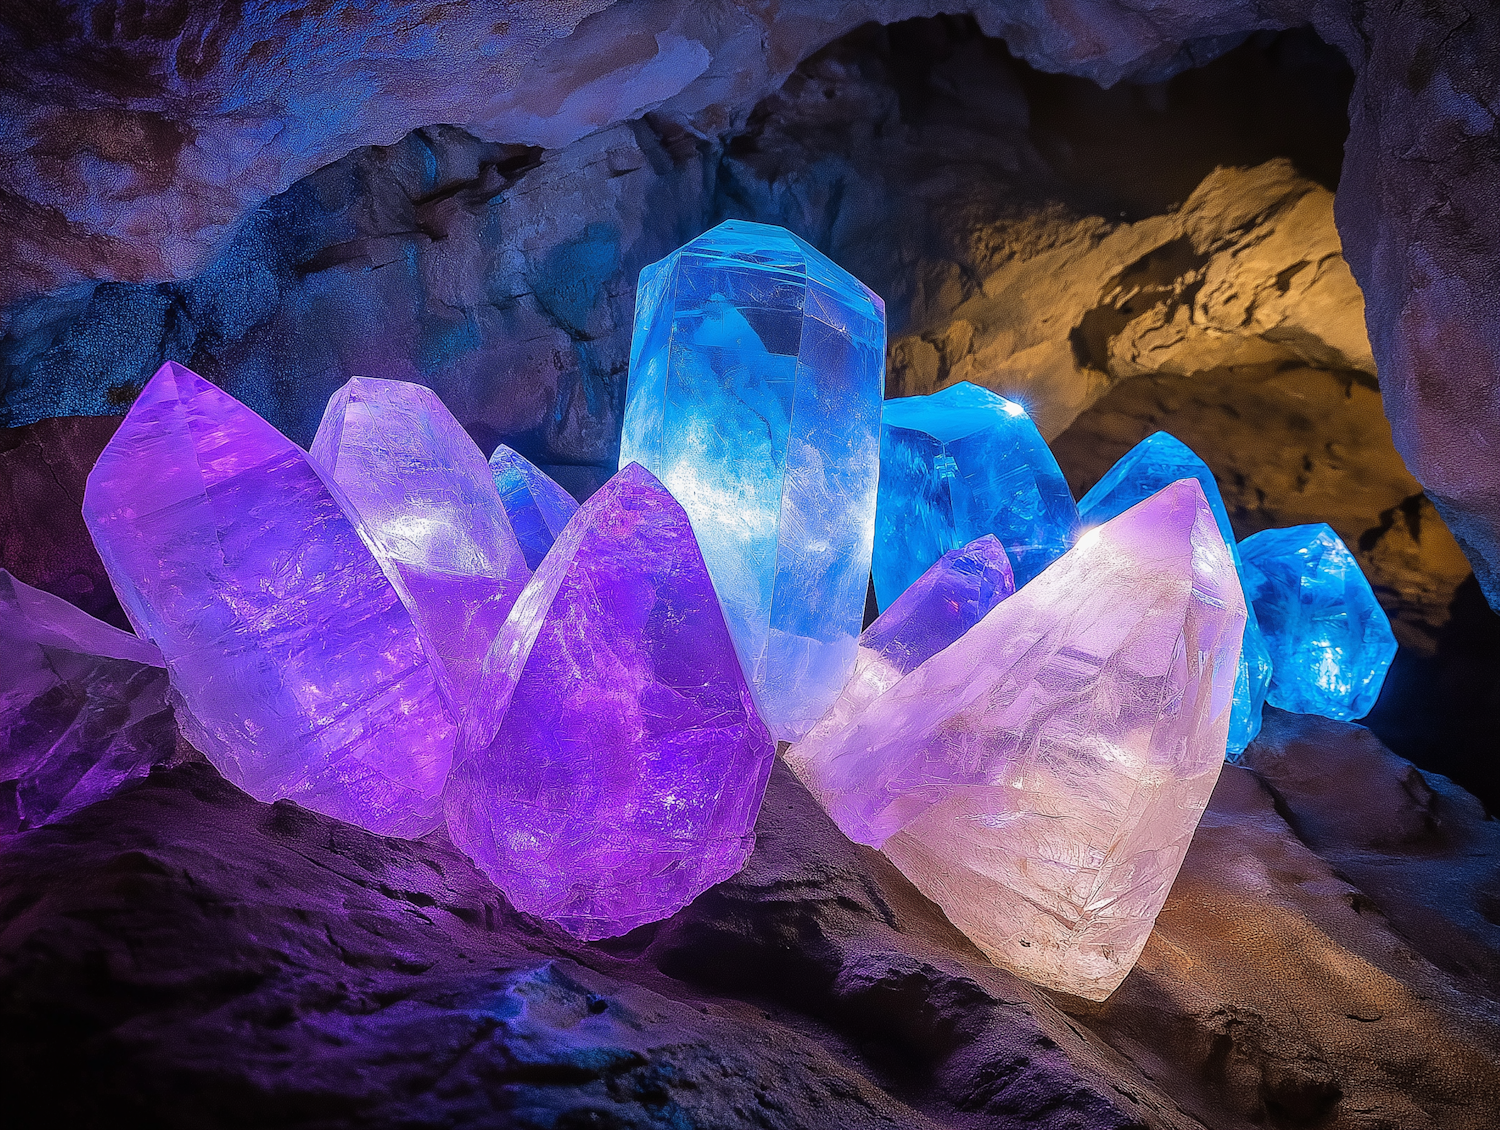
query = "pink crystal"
(787, 479, 1244, 1000)
(82, 362, 457, 837)
(311, 377, 531, 707)
(446, 462, 775, 940)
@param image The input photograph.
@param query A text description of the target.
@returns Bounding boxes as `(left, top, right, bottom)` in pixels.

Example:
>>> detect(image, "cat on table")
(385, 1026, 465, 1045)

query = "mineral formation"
(617, 219, 885, 741)
(311, 377, 530, 707)
(446, 462, 776, 940)
(873, 381, 1077, 609)
(1239, 523, 1398, 722)
(1078, 431, 1274, 756)
(83, 362, 457, 837)
(790, 479, 1244, 1000)
(488, 444, 580, 570)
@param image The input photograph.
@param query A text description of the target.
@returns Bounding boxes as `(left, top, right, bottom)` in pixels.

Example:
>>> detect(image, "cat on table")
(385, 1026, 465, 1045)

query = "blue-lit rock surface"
(874, 381, 1077, 609)
(1240, 524, 1398, 722)
(617, 219, 885, 740)
(489, 444, 581, 570)
(1078, 431, 1274, 756)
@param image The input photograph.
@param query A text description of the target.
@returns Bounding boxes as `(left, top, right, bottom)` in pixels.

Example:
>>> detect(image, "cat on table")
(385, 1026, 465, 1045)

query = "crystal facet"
(446, 462, 776, 940)
(488, 444, 581, 570)
(873, 381, 1078, 609)
(789, 479, 1244, 1000)
(1239, 523, 1397, 722)
(1077, 431, 1274, 757)
(617, 219, 885, 741)
(83, 362, 457, 837)
(311, 377, 530, 707)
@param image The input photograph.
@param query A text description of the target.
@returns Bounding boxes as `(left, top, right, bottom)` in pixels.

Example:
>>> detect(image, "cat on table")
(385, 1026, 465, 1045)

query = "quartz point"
(873, 381, 1078, 609)
(488, 443, 580, 570)
(793, 535, 1014, 753)
(1078, 431, 1274, 757)
(0, 567, 162, 668)
(311, 377, 531, 707)
(83, 361, 457, 837)
(617, 219, 885, 741)
(446, 462, 776, 940)
(788, 479, 1245, 1000)
(1239, 523, 1397, 722)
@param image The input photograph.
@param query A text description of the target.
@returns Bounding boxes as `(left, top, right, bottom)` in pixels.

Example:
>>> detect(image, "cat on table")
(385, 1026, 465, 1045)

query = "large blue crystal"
(1078, 431, 1274, 756)
(618, 219, 885, 740)
(489, 444, 580, 570)
(873, 381, 1077, 608)
(1239, 523, 1397, 722)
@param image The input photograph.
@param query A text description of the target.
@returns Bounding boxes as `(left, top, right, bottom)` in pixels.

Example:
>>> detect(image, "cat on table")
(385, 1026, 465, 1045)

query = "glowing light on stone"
(873, 381, 1078, 610)
(488, 443, 580, 569)
(1077, 431, 1274, 757)
(447, 463, 775, 940)
(1239, 523, 1396, 722)
(617, 219, 885, 741)
(311, 377, 530, 707)
(788, 479, 1244, 1001)
(83, 362, 457, 837)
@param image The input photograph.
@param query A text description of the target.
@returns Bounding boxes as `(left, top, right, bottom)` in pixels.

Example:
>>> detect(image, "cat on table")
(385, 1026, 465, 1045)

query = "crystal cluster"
(488, 444, 580, 569)
(789, 480, 1245, 1001)
(617, 219, 886, 741)
(1240, 523, 1397, 721)
(311, 377, 531, 708)
(1078, 431, 1274, 755)
(84, 362, 458, 837)
(446, 463, 775, 940)
(873, 381, 1078, 609)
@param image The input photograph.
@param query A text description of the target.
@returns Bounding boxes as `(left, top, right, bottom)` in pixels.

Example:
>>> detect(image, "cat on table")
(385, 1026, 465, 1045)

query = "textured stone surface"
(619, 219, 885, 740)
(311, 376, 530, 707)
(82, 362, 456, 837)
(1241, 523, 1397, 721)
(875, 381, 1077, 605)
(793, 480, 1244, 1000)
(1079, 432, 1274, 755)
(489, 443, 581, 570)
(447, 463, 774, 940)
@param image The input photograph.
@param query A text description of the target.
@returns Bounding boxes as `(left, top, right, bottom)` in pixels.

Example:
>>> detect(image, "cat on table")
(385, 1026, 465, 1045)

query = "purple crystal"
(0, 567, 162, 667)
(83, 362, 457, 837)
(446, 462, 775, 940)
(488, 443, 580, 570)
(311, 377, 531, 707)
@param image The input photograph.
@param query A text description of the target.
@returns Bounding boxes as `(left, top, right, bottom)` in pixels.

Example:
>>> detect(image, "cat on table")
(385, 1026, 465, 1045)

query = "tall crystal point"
(873, 381, 1078, 610)
(446, 462, 776, 941)
(83, 362, 457, 837)
(488, 443, 580, 570)
(790, 479, 1244, 1000)
(311, 377, 530, 707)
(617, 219, 885, 741)
(1078, 431, 1274, 757)
(1239, 523, 1397, 722)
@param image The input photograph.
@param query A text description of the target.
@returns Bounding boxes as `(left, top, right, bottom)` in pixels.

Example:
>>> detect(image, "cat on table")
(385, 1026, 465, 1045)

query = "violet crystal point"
(446, 462, 776, 940)
(618, 219, 885, 741)
(311, 377, 531, 706)
(873, 381, 1078, 609)
(789, 479, 1244, 1001)
(488, 443, 580, 569)
(1239, 523, 1397, 722)
(1077, 431, 1274, 757)
(83, 362, 457, 837)
(0, 567, 162, 667)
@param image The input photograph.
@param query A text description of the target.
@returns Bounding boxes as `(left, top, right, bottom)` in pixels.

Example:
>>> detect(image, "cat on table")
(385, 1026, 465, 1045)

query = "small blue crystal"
(489, 444, 580, 570)
(618, 220, 885, 740)
(1239, 523, 1397, 722)
(873, 382, 1077, 608)
(1078, 431, 1273, 756)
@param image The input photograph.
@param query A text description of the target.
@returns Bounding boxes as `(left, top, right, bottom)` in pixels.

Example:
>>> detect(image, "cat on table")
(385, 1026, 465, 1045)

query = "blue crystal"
(1078, 432, 1274, 756)
(1239, 523, 1397, 722)
(873, 381, 1077, 608)
(489, 444, 580, 570)
(618, 219, 886, 740)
